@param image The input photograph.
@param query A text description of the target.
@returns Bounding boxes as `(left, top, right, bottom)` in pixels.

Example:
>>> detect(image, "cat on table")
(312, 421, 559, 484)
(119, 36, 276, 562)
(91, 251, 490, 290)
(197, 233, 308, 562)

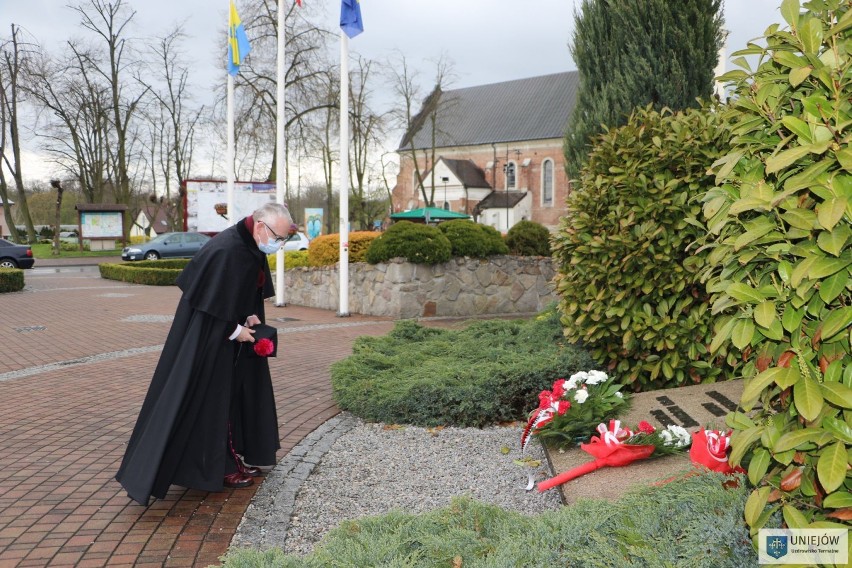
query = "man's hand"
(245, 315, 261, 327)
(236, 326, 256, 343)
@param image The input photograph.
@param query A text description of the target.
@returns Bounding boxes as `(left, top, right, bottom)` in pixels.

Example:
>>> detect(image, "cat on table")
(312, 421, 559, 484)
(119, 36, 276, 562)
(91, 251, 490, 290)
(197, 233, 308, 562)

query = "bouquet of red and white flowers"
(521, 371, 630, 451)
(537, 419, 692, 491)
(535, 421, 747, 492)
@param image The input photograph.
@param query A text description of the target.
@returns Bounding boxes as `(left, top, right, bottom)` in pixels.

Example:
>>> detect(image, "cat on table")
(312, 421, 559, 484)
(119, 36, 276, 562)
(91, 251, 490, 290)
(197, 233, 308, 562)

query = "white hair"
(253, 202, 292, 226)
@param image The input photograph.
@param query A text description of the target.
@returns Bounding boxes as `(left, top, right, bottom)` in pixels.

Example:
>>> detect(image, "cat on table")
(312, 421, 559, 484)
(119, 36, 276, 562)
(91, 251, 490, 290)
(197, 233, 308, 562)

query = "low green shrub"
(60, 241, 79, 252)
(365, 221, 452, 265)
(32, 240, 89, 252)
(479, 223, 509, 255)
(437, 219, 508, 258)
(331, 309, 596, 427)
(0, 268, 24, 293)
(217, 473, 763, 568)
(506, 220, 552, 256)
(131, 259, 191, 269)
(99, 260, 188, 285)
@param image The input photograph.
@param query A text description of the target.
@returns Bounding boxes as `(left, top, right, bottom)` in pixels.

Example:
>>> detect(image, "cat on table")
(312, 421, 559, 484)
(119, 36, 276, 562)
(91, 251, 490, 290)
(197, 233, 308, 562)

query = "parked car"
(0, 238, 34, 269)
(283, 231, 310, 252)
(59, 231, 78, 242)
(121, 232, 210, 261)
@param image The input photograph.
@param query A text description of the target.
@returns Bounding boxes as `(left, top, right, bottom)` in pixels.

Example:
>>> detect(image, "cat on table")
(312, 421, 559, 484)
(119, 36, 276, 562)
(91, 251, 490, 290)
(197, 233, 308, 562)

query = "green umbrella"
(389, 206, 470, 222)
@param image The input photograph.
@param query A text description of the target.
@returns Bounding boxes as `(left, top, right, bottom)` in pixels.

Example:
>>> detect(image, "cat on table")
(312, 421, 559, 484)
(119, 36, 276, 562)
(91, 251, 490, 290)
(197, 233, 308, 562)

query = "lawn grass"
(31, 243, 122, 258)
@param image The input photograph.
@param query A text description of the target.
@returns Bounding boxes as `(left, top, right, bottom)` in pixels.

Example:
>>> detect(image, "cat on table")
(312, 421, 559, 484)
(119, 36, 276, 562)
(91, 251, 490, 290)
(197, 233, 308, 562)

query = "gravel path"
(233, 413, 561, 556)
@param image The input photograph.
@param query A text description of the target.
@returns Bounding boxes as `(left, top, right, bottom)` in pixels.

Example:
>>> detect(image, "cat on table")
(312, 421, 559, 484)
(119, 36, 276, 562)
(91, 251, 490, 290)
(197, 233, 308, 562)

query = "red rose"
(638, 420, 656, 434)
(254, 338, 275, 357)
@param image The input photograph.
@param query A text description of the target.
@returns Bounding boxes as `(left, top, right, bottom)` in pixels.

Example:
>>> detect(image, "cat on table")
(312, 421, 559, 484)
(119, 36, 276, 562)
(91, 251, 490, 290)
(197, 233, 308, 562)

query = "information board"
(185, 180, 278, 233)
(80, 211, 123, 238)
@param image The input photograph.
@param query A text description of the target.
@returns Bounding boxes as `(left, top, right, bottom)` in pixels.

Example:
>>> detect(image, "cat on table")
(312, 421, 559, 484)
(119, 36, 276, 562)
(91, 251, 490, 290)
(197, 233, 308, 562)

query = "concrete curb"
(231, 413, 359, 551)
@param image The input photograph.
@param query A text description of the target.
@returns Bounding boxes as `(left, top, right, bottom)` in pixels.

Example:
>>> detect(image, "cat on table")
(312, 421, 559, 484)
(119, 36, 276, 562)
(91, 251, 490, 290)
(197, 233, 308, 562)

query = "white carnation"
(661, 425, 691, 448)
(585, 370, 609, 385)
(566, 371, 588, 390)
(574, 389, 589, 404)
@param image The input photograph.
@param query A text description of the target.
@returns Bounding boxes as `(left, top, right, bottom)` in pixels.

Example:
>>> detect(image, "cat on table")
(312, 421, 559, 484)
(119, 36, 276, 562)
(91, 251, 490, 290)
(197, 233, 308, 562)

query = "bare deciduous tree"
(348, 55, 386, 230)
(388, 52, 456, 208)
(26, 42, 112, 203)
(314, 70, 338, 234)
(143, 25, 203, 230)
(50, 178, 64, 253)
(71, 0, 150, 238)
(0, 24, 36, 242)
(221, 0, 335, 183)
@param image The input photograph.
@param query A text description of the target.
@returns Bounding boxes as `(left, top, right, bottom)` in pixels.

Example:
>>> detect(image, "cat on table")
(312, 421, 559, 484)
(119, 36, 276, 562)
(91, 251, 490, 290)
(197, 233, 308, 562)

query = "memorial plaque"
(542, 380, 743, 504)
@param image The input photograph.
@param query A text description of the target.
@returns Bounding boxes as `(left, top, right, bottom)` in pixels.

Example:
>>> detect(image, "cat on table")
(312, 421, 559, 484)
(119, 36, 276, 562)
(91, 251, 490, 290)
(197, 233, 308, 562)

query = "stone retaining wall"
(282, 256, 558, 318)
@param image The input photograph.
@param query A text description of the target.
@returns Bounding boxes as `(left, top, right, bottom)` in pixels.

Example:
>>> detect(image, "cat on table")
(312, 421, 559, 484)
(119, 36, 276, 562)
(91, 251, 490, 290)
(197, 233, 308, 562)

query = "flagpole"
(337, 30, 350, 317)
(226, 73, 235, 228)
(275, 0, 286, 306)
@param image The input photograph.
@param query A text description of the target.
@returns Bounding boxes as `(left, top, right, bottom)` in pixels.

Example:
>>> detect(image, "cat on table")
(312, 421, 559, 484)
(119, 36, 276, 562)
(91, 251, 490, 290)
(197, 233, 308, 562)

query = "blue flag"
(340, 0, 363, 38)
(228, 1, 252, 76)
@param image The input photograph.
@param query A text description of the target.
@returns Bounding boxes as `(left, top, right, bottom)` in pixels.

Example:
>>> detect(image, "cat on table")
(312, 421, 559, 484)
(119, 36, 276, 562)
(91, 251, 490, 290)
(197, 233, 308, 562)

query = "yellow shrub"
(307, 231, 381, 266)
(267, 250, 310, 271)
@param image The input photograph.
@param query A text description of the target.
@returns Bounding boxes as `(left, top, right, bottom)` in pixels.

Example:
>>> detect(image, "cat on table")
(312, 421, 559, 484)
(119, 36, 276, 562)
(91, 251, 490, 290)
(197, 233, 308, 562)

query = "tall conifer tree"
(564, 0, 725, 178)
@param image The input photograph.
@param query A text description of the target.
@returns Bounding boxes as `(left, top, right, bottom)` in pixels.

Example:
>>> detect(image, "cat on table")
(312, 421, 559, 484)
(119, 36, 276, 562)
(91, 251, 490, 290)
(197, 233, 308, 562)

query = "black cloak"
(231, 290, 281, 466)
(115, 219, 277, 505)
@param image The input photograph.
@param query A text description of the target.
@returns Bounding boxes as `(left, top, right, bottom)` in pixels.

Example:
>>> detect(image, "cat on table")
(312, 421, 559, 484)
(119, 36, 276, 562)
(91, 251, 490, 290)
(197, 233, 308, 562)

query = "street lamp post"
(505, 146, 510, 232)
(441, 176, 449, 210)
(510, 148, 521, 231)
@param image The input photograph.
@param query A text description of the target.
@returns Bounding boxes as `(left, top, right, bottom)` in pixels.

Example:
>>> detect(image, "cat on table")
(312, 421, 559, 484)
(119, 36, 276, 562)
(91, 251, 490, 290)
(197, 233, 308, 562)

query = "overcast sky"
(5, 0, 784, 88)
(3, 0, 785, 182)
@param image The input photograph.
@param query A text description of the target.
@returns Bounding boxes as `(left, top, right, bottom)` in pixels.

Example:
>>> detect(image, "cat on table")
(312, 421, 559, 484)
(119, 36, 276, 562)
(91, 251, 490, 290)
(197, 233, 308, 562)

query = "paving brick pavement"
(0, 265, 396, 567)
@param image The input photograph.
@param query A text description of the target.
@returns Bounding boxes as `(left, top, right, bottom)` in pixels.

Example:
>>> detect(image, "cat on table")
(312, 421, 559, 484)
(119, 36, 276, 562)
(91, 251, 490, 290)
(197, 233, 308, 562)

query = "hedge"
(99, 259, 190, 285)
(0, 268, 24, 293)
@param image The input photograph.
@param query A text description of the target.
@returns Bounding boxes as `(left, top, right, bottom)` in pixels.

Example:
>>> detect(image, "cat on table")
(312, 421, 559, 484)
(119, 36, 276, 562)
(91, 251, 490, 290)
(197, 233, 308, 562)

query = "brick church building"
(392, 71, 579, 232)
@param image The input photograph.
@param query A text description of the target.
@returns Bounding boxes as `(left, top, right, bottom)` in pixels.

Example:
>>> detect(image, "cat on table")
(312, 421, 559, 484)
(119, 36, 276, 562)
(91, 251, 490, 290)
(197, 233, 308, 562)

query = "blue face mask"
(258, 224, 284, 255)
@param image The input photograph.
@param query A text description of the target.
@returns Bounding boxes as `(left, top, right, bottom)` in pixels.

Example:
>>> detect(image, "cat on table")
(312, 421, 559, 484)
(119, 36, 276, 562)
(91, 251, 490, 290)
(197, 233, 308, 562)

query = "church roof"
(475, 191, 528, 212)
(435, 158, 492, 189)
(398, 71, 579, 151)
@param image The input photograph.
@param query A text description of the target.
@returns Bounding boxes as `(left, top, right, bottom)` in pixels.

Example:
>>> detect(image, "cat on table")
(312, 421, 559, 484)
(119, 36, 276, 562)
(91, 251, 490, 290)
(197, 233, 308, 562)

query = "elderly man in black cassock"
(116, 202, 290, 506)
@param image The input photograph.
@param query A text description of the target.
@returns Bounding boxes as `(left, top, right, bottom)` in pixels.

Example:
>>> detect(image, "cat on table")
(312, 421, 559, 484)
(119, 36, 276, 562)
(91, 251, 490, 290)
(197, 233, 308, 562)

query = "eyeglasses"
(260, 221, 287, 243)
